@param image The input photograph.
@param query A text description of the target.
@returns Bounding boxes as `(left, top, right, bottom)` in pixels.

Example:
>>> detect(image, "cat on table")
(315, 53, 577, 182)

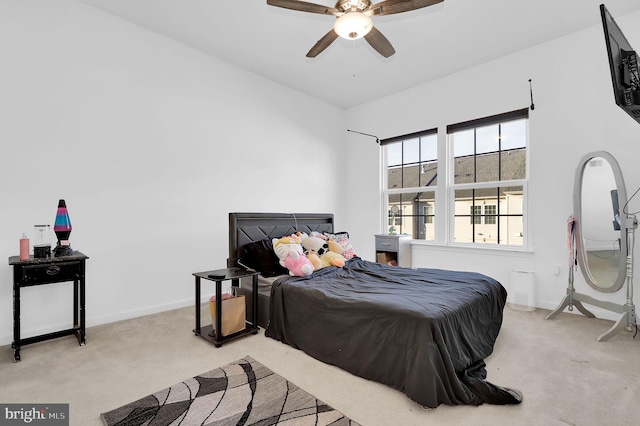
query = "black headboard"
(227, 212, 334, 268)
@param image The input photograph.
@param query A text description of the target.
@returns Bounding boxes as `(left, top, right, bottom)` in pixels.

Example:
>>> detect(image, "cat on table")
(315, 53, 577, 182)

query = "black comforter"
(265, 258, 522, 408)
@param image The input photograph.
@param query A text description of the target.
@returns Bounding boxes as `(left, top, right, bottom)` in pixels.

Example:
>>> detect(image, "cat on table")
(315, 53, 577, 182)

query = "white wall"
(344, 10, 640, 321)
(0, 1, 346, 345)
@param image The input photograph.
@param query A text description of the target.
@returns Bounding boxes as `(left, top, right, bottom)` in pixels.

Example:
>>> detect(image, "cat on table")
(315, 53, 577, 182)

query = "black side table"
(8, 251, 89, 362)
(192, 267, 260, 347)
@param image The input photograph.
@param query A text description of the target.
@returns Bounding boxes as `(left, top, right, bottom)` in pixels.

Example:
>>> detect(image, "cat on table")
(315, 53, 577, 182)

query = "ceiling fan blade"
(306, 29, 339, 57)
(368, 0, 443, 16)
(267, 0, 340, 16)
(364, 26, 395, 58)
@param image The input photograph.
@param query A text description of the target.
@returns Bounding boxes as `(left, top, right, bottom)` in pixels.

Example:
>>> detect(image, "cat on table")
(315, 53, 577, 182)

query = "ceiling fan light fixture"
(333, 12, 372, 40)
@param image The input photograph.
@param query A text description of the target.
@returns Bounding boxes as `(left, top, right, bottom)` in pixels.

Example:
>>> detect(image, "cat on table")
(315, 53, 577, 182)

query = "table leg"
(12, 282, 21, 362)
(194, 276, 201, 336)
(73, 276, 78, 326)
(214, 280, 222, 347)
(79, 275, 86, 345)
(252, 274, 258, 332)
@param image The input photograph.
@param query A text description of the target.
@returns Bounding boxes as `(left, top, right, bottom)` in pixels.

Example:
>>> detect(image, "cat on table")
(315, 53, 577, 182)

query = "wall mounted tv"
(600, 4, 640, 125)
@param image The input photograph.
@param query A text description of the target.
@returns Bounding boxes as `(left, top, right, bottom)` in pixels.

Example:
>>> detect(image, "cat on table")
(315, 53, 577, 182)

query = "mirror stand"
(547, 215, 637, 341)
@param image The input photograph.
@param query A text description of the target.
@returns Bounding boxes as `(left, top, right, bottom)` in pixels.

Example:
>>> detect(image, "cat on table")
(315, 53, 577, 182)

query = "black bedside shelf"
(192, 267, 260, 348)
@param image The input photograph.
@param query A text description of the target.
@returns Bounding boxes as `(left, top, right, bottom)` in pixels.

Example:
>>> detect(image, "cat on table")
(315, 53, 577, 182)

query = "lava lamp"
(53, 199, 73, 256)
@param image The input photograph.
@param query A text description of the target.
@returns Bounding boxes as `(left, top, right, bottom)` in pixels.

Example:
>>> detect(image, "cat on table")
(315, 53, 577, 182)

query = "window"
(484, 205, 497, 225)
(448, 109, 528, 246)
(382, 129, 437, 240)
(468, 204, 498, 225)
(423, 205, 434, 224)
(470, 205, 482, 224)
(381, 108, 528, 247)
(388, 210, 403, 226)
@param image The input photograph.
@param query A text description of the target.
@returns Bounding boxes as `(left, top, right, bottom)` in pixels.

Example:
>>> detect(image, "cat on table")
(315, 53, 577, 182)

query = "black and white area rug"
(100, 356, 360, 425)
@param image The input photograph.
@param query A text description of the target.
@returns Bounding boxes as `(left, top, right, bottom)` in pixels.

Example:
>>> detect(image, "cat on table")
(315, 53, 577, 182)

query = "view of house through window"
(383, 131, 437, 240)
(449, 112, 527, 245)
(382, 109, 528, 247)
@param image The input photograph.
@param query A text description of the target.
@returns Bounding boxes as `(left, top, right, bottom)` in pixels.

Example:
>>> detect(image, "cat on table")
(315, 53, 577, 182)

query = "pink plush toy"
(272, 236, 314, 277)
(283, 250, 314, 276)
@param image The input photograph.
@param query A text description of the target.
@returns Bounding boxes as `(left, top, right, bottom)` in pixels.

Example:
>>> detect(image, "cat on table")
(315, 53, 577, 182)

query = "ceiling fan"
(266, 0, 444, 58)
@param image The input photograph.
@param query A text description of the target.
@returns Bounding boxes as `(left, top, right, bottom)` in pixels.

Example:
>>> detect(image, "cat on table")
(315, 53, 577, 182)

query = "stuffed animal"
(324, 232, 357, 259)
(302, 235, 347, 268)
(327, 238, 344, 256)
(272, 236, 300, 257)
(339, 239, 357, 260)
(309, 231, 327, 240)
(301, 236, 330, 257)
(305, 250, 323, 271)
(320, 249, 346, 268)
(272, 236, 313, 276)
(287, 233, 302, 244)
(283, 250, 314, 276)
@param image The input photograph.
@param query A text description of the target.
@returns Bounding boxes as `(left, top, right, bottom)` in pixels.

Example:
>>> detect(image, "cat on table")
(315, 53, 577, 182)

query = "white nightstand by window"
(375, 234, 411, 267)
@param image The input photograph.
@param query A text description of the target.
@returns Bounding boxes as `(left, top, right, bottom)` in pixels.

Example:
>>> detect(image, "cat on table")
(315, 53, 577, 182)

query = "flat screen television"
(600, 4, 640, 125)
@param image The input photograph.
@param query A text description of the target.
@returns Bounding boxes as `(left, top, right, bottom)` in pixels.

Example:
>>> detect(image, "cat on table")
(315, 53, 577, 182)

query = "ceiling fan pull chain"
(352, 40, 357, 78)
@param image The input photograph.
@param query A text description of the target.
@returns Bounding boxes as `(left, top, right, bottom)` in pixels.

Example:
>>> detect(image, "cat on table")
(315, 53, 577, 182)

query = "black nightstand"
(8, 251, 89, 362)
(192, 267, 260, 347)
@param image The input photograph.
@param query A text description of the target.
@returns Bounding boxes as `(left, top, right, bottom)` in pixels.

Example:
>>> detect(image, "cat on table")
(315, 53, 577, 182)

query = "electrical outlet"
(552, 264, 561, 275)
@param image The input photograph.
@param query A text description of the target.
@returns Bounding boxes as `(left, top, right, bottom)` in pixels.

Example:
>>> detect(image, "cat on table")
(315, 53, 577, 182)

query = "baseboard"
(0, 297, 206, 347)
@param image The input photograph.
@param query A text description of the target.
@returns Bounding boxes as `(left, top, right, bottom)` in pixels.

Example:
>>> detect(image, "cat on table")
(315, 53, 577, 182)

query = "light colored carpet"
(100, 356, 359, 426)
(1, 305, 639, 425)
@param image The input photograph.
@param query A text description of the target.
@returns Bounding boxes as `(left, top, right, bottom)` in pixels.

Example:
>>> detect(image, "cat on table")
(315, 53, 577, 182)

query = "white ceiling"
(77, 0, 640, 109)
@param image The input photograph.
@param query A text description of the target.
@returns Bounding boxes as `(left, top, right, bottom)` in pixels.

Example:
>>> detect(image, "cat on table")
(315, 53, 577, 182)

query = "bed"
(228, 212, 522, 408)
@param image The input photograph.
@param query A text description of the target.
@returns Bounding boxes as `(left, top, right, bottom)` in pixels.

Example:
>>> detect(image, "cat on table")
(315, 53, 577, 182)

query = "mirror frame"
(574, 151, 628, 293)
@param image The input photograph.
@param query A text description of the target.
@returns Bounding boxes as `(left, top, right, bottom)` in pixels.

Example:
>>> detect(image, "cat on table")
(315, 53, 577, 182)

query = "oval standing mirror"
(574, 151, 628, 293)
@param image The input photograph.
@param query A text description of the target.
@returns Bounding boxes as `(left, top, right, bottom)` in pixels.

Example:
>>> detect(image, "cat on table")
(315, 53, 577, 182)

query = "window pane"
(476, 124, 499, 154)
(386, 141, 403, 190)
(386, 135, 438, 190)
(473, 205, 482, 224)
(501, 186, 524, 214)
(501, 119, 527, 150)
(453, 129, 475, 184)
(501, 119, 526, 180)
(452, 123, 527, 183)
(500, 185, 524, 246)
(424, 204, 434, 224)
(420, 134, 438, 187)
(485, 205, 497, 224)
(500, 148, 526, 180)
(453, 129, 474, 157)
(454, 186, 524, 246)
(386, 192, 435, 240)
(454, 218, 473, 243)
(399, 138, 419, 188)
(403, 138, 420, 165)
(477, 221, 498, 244)
(388, 166, 402, 190)
(454, 158, 474, 184)
(420, 134, 437, 162)
(454, 189, 474, 242)
(420, 160, 438, 187)
(476, 152, 499, 182)
(476, 125, 499, 182)
(387, 142, 402, 167)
